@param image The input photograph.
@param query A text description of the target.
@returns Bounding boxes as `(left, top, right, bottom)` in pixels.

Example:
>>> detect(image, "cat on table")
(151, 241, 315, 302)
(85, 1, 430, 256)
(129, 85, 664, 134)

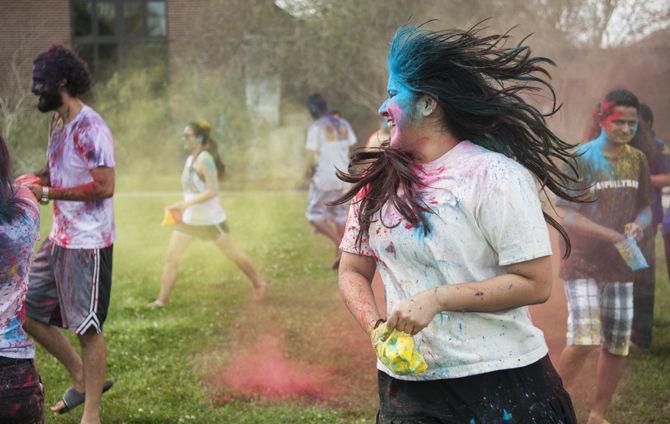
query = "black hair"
(639, 103, 653, 126)
(334, 23, 582, 257)
(602, 89, 640, 111)
(631, 102, 658, 171)
(0, 136, 26, 224)
(33, 44, 92, 97)
(306, 93, 329, 119)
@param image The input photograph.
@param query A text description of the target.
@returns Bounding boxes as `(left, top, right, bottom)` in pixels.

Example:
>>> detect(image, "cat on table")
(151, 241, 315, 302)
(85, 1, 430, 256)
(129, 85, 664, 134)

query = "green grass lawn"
(33, 191, 670, 423)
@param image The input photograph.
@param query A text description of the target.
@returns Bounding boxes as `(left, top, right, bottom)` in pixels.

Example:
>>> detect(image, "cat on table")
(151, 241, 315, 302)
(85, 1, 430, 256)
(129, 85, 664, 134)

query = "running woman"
(148, 120, 267, 307)
(336, 25, 578, 423)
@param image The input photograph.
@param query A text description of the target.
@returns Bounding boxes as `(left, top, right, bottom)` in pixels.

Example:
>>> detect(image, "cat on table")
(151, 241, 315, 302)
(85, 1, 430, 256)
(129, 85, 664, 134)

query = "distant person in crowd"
(147, 119, 268, 308)
(304, 94, 357, 268)
(22, 44, 115, 422)
(337, 25, 577, 423)
(364, 117, 390, 150)
(556, 89, 654, 424)
(0, 136, 44, 423)
(630, 103, 670, 349)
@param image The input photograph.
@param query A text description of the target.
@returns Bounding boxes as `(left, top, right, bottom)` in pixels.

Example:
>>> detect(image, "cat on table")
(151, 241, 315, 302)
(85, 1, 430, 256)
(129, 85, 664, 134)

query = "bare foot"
(587, 413, 610, 424)
(146, 300, 165, 309)
(254, 281, 268, 300)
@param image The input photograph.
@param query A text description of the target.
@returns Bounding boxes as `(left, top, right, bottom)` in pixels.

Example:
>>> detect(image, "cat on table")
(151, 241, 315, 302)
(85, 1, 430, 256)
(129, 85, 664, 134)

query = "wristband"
(40, 186, 50, 205)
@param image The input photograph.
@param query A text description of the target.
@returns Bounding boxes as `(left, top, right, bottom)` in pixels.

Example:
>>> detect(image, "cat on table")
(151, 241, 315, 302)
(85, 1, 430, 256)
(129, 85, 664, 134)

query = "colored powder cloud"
(209, 333, 338, 403)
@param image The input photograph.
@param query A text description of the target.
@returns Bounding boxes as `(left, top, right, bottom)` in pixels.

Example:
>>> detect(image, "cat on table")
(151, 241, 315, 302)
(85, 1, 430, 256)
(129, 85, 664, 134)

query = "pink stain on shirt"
(47, 106, 115, 249)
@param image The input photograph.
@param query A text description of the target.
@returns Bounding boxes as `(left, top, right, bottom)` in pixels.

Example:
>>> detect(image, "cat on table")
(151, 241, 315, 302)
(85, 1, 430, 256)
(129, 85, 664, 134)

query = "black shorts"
(377, 355, 576, 424)
(175, 222, 230, 241)
(0, 357, 44, 423)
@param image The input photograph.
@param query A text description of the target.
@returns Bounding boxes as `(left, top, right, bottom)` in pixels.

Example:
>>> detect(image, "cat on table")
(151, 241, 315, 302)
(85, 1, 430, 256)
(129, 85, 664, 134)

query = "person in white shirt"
(148, 119, 268, 308)
(336, 25, 578, 423)
(304, 94, 357, 268)
(23, 44, 115, 422)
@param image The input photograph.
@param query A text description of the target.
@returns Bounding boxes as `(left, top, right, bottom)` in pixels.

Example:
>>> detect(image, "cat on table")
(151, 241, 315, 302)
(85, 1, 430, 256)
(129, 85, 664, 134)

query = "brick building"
(1, 0, 169, 86)
(0, 0, 291, 124)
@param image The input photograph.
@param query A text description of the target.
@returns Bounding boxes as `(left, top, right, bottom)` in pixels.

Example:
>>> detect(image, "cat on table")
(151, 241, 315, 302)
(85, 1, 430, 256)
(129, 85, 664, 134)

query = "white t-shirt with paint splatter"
(47, 106, 116, 249)
(341, 140, 551, 380)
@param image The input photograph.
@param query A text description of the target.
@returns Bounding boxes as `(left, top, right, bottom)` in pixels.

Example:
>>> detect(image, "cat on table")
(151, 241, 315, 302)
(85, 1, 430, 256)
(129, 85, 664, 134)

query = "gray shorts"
(305, 183, 349, 225)
(564, 278, 633, 356)
(175, 222, 229, 241)
(25, 239, 113, 335)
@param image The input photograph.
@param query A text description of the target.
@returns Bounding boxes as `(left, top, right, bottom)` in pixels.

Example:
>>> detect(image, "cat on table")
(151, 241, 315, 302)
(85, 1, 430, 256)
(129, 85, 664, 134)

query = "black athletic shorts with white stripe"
(25, 239, 113, 335)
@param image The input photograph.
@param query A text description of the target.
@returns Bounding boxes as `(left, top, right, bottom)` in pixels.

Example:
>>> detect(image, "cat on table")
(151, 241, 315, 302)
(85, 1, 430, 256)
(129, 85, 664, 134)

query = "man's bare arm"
(29, 167, 114, 201)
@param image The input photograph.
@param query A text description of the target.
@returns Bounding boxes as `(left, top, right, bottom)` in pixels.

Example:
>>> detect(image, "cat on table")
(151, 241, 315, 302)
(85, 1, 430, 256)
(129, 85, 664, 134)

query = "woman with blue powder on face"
(336, 24, 578, 423)
(147, 119, 267, 308)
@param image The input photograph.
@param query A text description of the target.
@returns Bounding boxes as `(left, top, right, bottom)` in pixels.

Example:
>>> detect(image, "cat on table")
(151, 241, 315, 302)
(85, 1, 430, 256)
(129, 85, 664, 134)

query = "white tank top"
(181, 151, 227, 225)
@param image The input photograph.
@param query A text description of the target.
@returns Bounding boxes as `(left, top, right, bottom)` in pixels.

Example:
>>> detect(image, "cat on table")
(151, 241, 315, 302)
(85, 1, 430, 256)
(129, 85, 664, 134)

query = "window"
(147, 1, 166, 37)
(71, 0, 167, 83)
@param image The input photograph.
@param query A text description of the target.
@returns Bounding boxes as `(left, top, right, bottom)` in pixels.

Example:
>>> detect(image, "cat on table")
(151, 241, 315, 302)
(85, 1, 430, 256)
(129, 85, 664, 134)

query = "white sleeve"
(305, 124, 319, 151)
(476, 161, 552, 266)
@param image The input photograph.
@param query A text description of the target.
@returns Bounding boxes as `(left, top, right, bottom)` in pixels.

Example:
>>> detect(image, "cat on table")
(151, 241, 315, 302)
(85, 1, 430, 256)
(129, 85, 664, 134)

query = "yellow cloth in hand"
(371, 322, 428, 375)
(161, 209, 177, 226)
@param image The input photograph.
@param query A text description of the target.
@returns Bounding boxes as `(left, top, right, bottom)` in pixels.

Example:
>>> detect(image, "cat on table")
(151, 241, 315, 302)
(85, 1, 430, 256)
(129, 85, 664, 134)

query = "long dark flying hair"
(0, 136, 26, 224)
(334, 23, 582, 257)
(188, 120, 226, 181)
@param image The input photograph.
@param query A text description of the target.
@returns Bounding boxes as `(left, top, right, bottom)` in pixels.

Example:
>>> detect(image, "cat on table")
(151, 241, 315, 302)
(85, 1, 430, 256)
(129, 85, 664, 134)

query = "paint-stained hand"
(14, 174, 41, 187)
(625, 222, 643, 241)
(387, 288, 441, 335)
(27, 184, 43, 200)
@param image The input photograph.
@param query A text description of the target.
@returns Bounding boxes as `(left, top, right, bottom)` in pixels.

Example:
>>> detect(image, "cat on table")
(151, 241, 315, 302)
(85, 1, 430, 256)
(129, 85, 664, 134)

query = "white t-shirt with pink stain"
(48, 106, 116, 249)
(341, 141, 552, 380)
